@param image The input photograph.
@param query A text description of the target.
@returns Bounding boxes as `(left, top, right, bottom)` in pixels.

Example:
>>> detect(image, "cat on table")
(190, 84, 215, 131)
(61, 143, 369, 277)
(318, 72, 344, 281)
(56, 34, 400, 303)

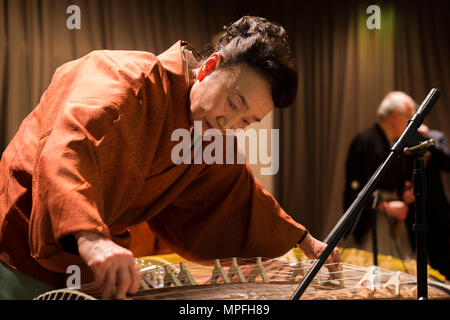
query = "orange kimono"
(0, 41, 306, 287)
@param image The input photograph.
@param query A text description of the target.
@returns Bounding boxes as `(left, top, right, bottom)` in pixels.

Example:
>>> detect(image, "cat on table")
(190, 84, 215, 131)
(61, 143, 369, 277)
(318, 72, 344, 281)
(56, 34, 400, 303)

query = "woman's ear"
(197, 53, 221, 81)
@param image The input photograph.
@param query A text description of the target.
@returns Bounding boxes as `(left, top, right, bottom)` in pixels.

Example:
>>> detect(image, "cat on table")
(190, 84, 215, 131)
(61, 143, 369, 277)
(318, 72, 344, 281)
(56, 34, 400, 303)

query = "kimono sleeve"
(28, 51, 167, 268)
(147, 161, 306, 261)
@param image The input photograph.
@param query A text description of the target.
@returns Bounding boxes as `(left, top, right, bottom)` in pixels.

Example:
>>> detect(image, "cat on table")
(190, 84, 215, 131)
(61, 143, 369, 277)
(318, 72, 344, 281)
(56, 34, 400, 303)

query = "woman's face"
(189, 60, 274, 135)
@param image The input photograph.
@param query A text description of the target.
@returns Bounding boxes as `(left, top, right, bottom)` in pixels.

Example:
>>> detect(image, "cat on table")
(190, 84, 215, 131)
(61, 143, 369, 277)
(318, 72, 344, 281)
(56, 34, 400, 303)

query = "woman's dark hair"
(215, 16, 298, 109)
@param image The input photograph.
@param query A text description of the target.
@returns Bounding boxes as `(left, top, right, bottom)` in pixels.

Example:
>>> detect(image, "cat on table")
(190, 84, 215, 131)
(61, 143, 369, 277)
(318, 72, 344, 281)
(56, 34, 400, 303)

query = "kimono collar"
(157, 40, 201, 96)
(157, 41, 202, 129)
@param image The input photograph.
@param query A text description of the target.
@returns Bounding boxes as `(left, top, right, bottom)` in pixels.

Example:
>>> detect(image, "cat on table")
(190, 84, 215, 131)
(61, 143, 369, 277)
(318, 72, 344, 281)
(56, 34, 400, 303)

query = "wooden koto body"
(35, 255, 450, 300)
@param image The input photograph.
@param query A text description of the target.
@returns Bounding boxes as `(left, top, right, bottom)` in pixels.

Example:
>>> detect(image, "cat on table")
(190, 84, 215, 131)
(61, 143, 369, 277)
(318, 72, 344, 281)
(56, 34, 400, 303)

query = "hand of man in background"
(402, 180, 415, 205)
(381, 201, 408, 220)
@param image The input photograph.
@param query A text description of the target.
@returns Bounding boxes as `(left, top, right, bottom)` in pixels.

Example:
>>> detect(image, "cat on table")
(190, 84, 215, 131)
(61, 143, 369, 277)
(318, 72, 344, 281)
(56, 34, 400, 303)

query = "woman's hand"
(297, 233, 342, 278)
(75, 230, 141, 299)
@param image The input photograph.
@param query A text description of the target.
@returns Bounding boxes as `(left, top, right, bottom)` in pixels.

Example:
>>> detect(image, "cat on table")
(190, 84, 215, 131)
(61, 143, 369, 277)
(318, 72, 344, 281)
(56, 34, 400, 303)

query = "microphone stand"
(371, 190, 380, 266)
(290, 88, 440, 300)
(405, 138, 435, 299)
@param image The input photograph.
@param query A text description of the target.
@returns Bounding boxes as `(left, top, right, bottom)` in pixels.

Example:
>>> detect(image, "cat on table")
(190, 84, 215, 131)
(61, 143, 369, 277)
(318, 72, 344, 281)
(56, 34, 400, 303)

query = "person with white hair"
(342, 91, 417, 260)
(376, 91, 417, 140)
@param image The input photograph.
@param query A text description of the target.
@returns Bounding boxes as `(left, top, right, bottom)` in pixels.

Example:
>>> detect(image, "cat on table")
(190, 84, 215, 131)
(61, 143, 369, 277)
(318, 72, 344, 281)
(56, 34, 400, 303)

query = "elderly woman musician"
(0, 16, 341, 299)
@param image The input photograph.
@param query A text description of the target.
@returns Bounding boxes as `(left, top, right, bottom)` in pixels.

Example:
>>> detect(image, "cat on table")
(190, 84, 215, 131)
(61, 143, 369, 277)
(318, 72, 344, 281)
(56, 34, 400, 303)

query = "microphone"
(392, 88, 440, 153)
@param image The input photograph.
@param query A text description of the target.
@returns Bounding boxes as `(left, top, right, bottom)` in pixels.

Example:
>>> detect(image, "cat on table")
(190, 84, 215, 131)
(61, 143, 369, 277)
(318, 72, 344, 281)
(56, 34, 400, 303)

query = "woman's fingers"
(95, 257, 139, 299)
(324, 248, 342, 279)
(333, 248, 342, 263)
(92, 263, 107, 289)
(102, 264, 117, 300)
(93, 256, 140, 299)
(77, 233, 141, 299)
(129, 264, 141, 294)
(114, 266, 131, 299)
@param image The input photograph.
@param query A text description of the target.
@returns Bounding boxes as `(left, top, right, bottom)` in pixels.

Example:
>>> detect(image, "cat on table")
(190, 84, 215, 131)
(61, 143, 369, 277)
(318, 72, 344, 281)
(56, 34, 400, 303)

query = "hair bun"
(215, 16, 297, 109)
(217, 16, 287, 50)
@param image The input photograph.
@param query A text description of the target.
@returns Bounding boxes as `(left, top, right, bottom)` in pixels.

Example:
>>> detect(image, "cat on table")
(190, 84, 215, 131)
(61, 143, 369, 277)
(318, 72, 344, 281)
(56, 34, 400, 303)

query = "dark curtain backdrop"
(272, 0, 450, 239)
(0, 0, 243, 149)
(1, 0, 449, 239)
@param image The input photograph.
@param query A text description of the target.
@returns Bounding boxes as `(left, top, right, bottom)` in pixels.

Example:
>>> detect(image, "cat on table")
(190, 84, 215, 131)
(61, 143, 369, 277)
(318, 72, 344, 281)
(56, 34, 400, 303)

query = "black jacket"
(343, 123, 411, 243)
